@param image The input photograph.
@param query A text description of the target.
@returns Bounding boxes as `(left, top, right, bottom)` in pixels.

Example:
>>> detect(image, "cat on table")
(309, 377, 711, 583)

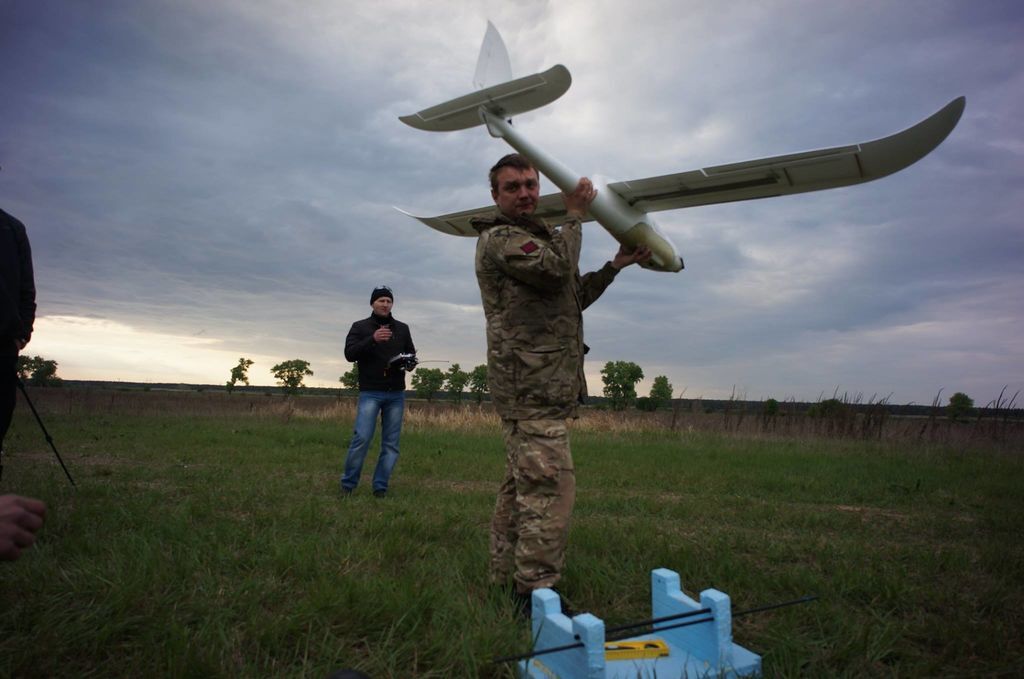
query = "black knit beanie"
(371, 286, 393, 304)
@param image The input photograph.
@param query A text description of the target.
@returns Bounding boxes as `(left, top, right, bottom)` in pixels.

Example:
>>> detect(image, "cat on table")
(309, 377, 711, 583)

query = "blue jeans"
(341, 390, 405, 492)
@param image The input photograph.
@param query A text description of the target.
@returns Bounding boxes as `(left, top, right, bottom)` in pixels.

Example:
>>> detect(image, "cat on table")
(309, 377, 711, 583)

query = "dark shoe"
(373, 489, 387, 498)
(556, 598, 579, 618)
(546, 587, 581, 618)
(506, 583, 581, 619)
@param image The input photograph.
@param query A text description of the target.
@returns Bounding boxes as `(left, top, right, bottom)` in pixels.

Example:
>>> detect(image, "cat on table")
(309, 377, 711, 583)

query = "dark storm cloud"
(1, 0, 1021, 400)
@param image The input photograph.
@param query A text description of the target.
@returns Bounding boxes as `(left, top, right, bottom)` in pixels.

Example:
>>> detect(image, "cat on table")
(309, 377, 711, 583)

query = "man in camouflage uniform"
(472, 153, 650, 608)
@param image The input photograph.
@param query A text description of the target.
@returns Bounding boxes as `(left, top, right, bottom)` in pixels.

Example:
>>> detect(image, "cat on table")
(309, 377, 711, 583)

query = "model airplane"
(398, 22, 965, 273)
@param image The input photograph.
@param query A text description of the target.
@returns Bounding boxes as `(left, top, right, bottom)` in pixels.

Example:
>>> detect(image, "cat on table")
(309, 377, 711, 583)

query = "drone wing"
(395, 193, 570, 237)
(397, 96, 965, 237)
(607, 96, 966, 213)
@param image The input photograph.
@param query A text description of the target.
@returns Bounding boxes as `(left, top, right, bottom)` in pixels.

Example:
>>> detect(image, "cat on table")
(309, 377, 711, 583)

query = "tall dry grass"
(17, 386, 1023, 450)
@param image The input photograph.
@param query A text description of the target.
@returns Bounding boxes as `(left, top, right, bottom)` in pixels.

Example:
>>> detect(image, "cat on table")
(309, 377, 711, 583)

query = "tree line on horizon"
(217, 357, 995, 420)
(16, 353, 987, 419)
(229, 355, 679, 411)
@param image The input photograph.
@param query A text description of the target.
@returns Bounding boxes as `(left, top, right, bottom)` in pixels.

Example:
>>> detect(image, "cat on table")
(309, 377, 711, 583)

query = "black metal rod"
(14, 376, 76, 487)
(734, 595, 818, 617)
(493, 594, 816, 665)
(492, 639, 582, 665)
(614, 614, 715, 638)
(604, 606, 712, 635)
(620, 595, 817, 640)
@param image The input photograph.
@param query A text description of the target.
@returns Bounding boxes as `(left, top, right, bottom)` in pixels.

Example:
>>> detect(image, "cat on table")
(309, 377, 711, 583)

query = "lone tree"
(226, 357, 254, 393)
(649, 375, 674, 410)
(411, 367, 445, 402)
(601, 360, 644, 411)
(270, 359, 313, 395)
(947, 392, 975, 421)
(16, 355, 62, 386)
(469, 364, 489, 404)
(445, 363, 470, 403)
(808, 398, 847, 419)
(339, 364, 359, 392)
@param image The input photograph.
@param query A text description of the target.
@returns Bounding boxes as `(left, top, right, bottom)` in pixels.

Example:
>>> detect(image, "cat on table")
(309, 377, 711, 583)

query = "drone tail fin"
(400, 24, 569, 132)
(473, 21, 513, 90)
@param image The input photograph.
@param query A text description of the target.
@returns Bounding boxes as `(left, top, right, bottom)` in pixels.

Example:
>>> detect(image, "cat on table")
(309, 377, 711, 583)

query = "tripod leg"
(14, 376, 76, 488)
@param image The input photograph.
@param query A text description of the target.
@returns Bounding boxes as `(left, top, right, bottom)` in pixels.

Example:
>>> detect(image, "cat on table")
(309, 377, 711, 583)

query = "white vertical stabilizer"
(473, 21, 513, 90)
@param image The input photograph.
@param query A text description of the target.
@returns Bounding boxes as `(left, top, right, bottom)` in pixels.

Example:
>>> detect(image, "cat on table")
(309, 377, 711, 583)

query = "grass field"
(1, 389, 1022, 677)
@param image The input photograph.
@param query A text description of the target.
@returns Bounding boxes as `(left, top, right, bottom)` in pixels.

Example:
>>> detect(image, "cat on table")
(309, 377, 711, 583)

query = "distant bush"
(270, 359, 313, 395)
(807, 398, 847, 419)
(411, 368, 445, 401)
(648, 376, 673, 409)
(16, 355, 63, 387)
(948, 392, 975, 421)
(636, 396, 658, 412)
(601, 360, 644, 411)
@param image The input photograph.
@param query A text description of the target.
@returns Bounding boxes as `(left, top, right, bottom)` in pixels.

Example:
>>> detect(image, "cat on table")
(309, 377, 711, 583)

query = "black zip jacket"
(344, 313, 416, 392)
(0, 208, 36, 350)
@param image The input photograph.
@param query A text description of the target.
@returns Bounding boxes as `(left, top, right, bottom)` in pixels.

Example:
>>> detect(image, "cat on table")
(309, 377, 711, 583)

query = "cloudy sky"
(2, 0, 1021, 405)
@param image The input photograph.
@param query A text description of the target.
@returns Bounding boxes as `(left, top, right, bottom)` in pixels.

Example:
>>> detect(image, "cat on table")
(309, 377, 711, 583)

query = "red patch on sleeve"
(520, 241, 539, 254)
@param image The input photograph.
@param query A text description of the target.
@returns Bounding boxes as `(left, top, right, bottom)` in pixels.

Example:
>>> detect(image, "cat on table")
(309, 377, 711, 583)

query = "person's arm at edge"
(579, 245, 652, 310)
(15, 217, 35, 350)
(343, 321, 376, 362)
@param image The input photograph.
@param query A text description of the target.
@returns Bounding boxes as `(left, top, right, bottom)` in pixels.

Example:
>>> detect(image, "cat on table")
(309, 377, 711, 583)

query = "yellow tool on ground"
(604, 639, 670, 660)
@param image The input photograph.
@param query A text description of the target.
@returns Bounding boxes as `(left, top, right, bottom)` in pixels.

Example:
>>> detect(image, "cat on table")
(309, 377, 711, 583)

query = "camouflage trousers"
(489, 418, 576, 594)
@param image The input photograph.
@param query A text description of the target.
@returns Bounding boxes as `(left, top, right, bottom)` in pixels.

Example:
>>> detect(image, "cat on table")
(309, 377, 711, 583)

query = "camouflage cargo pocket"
(512, 419, 572, 487)
(513, 345, 574, 406)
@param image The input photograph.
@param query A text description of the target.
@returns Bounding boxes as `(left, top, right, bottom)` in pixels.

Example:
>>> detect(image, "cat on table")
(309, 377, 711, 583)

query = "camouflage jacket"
(472, 211, 619, 420)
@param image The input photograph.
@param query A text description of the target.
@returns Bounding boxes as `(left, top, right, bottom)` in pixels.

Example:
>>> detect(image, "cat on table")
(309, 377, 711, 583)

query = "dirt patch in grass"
(835, 504, 909, 523)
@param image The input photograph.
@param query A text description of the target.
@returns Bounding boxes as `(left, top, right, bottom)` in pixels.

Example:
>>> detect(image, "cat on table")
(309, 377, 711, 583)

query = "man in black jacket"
(340, 286, 416, 497)
(0, 207, 36, 460)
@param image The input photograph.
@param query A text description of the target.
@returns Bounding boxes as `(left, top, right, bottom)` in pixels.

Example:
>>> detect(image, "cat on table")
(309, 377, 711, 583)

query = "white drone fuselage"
(480, 109, 684, 272)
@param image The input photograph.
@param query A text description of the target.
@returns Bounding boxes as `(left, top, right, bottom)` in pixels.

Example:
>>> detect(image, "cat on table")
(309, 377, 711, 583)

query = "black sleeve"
(17, 224, 36, 340)
(344, 321, 376, 362)
(404, 323, 416, 356)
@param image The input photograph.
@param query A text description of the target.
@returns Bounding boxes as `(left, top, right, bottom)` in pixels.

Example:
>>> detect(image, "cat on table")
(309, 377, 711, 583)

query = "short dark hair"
(488, 153, 536, 191)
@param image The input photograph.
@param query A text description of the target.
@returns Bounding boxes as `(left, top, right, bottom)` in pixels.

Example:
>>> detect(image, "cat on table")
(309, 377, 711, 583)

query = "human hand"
(563, 177, 597, 219)
(0, 494, 47, 562)
(611, 244, 653, 270)
(373, 326, 393, 343)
